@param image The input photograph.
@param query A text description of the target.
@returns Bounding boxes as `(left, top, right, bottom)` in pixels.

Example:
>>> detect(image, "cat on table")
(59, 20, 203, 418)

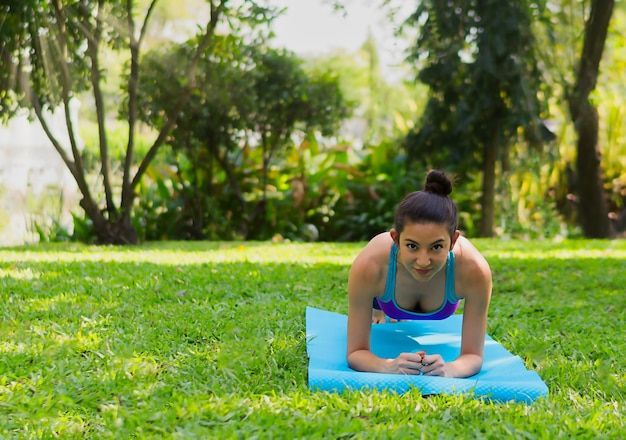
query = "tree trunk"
(573, 103, 611, 238)
(93, 217, 139, 245)
(568, 0, 614, 238)
(479, 126, 499, 237)
(79, 197, 138, 245)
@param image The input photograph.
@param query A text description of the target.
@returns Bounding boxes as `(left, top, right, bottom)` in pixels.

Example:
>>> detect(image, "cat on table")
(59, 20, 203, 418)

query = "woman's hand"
(386, 351, 426, 374)
(420, 354, 449, 377)
(387, 352, 450, 376)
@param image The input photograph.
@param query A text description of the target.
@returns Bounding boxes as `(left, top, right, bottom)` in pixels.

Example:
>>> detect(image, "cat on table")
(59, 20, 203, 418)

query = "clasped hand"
(387, 350, 447, 376)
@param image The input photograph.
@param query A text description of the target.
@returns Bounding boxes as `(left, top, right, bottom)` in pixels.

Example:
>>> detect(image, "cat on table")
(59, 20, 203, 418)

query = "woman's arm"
(346, 252, 425, 374)
(422, 247, 492, 378)
(442, 280, 491, 377)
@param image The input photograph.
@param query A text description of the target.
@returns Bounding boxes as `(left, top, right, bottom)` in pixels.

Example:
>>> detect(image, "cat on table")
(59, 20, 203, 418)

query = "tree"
(403, 0, 548, 237)
(136, 38, 351, 239)
(0, 0, 277, 244)
(567, 0, 615, 238)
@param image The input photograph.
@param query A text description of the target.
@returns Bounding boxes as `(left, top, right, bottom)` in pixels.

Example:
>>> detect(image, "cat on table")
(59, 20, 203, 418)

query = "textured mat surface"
(306, 307, 548, 403)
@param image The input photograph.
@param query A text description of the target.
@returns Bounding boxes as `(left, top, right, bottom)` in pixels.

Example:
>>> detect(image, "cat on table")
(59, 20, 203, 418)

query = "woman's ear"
(390, 228, 399, 245)
(451, 230, 461, 249)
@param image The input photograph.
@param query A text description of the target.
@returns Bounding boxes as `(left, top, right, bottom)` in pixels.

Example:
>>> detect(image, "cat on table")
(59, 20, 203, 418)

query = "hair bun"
(424, 170, 453, 196)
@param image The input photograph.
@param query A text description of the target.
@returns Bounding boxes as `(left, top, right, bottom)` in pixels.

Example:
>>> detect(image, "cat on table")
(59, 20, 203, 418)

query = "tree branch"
(86, 0, 117, 216)
(121, 0, 141, 213)
(130, 0, 227, 191)
(574, 0, 614, 103)
(50, 0, 95, 208)
(138, 0, 159, 46)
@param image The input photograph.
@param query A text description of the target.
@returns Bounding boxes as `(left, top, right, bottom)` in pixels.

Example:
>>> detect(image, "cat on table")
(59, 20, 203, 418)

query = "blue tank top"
(375, 243, 460, 320)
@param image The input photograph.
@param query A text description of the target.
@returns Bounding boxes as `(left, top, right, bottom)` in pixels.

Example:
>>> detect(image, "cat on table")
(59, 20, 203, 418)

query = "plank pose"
(347, 170, 492, 377)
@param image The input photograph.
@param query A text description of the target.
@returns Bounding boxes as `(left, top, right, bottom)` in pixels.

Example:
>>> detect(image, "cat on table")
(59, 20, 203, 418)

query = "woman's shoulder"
(453, 236, 491, 283)
(349, 232, 392, 282)
(452, 236, 492, 301)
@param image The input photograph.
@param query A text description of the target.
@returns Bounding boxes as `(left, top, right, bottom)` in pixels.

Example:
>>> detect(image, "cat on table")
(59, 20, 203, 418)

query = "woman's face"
(392, 222, 458, 282)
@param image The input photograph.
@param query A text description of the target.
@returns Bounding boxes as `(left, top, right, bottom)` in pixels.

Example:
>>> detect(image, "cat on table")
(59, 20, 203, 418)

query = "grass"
(0, 239, 624, 439)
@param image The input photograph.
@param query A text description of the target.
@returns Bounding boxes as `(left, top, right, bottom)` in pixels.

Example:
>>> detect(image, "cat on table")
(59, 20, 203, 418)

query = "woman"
(347, 170, 492, 378)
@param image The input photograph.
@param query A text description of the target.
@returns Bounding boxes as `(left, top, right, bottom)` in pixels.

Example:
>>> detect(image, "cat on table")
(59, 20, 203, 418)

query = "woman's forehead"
(400, 222, 450, 240)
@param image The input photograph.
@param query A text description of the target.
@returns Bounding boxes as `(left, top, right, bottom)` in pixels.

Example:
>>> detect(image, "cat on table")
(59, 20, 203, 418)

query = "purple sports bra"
(374, 243, 460, 320)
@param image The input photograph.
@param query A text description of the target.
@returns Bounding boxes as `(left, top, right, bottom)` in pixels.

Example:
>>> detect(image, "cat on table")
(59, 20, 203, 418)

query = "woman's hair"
(394, 170, 458, 237)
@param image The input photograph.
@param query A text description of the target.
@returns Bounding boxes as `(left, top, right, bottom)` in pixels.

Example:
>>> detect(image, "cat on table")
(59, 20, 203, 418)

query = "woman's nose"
(416, 252, 430, 267)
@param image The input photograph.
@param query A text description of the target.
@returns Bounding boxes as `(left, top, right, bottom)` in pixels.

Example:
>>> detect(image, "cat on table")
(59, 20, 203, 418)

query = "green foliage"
(129, 31, 443, 243)
(32, 211, 98, 244)
(258, 133, 351, 241)
(22, 187, 67, 243)
(79, 123, 154, 173)
(4, 1, 626, 244)
(32, 219, 71, 243)
(0, 240, 624, 437)
(1, 0, 132, 122)
(596, 14, 626, 221)
(322, 141, 420, 241)
(495, 152, 573, 240)
(405, 0, 548, 175)
(135, 35, 353, 240)
(0, 0, 285, 244)
(304, 44, 428, 146)
(133, 163, 243, 242)
(69, 212, 98, 244)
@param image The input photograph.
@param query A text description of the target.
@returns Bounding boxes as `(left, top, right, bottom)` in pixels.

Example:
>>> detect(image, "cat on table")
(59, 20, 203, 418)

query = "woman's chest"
(393, 274, 448, 313)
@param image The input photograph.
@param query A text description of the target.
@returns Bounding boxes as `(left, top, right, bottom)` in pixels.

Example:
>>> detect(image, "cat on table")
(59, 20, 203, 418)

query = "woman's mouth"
(415, 268, 431, 275)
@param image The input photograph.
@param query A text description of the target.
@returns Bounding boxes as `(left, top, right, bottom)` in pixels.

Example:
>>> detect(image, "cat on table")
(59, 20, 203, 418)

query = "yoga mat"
(306, 307, 548, 403)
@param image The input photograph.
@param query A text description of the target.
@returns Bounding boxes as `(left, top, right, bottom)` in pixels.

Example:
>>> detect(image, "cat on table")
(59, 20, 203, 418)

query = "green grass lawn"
(0, 239, 624, 439)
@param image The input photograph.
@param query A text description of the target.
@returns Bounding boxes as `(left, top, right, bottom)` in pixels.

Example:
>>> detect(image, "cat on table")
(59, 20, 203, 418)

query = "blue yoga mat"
(306, 307, 548, 403)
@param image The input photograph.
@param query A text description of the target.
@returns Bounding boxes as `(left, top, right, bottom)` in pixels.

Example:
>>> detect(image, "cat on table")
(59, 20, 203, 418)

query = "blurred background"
(1, 0, 624, 245)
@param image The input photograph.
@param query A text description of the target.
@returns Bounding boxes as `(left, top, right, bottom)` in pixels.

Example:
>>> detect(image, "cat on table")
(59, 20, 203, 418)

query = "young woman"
(347, 170, 492, 378)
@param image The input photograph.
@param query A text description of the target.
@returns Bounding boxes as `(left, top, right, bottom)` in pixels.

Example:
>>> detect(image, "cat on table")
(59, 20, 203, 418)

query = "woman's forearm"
(445, 353, 483, 378)
(347, 349, 393, 373)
